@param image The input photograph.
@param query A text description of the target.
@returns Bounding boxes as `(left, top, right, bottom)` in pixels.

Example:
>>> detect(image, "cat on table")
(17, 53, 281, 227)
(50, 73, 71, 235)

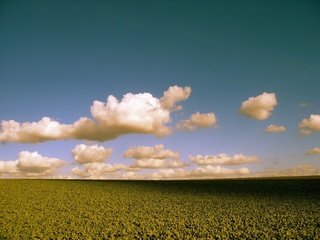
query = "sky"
(0, 0, 320, 179)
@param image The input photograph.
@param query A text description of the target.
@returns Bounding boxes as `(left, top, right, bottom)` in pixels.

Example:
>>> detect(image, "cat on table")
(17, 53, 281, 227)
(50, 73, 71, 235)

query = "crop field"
(1, 178, 320, 239)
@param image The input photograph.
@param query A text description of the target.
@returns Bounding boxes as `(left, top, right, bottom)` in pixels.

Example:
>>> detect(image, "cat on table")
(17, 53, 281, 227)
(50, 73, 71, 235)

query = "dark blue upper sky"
(0, 0, 320, 178)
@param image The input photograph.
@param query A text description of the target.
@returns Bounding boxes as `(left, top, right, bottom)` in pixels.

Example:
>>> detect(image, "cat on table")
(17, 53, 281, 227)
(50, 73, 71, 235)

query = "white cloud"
(306, 147, 320, 155)
(0, 117, 72, 143)
(160, 85, 191, 111)
(192, 165, 250, 177)
(150, 166, 250, 179)
(299, 114, 320, 135)
(124, 144, 179, 159)
(254, 164, 320, 177)
(72, 144, 112, 164)
(124, 144, 184, 169)
(0, 86, 191, 143)
(0, 151, 66, 177)
(265, 124, 287, 133)
(71, 163, 127, 179)
(176, 112, 217, 131)
(0, 160, 18, 175)
(189, 153, 259, 166)
(240, 92, 277, 120)
(131, 158, 185, 169)
(16, 151, 65, 175)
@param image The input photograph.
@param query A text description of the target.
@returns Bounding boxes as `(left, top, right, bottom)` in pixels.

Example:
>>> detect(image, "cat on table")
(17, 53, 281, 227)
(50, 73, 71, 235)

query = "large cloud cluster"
(0, 151, 65, 177)
(72, 144, 112, 164)
(299, 114, 320, 135)
(240, 92, 277, 120)
(189, 154, 259, 165)
(124, 144, 184, 169)
(177, 112, 217, 131)
(0, 86, 191, 143)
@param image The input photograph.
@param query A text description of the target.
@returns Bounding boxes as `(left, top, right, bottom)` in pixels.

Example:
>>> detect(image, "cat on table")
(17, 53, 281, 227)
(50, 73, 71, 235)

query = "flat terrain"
(1, 178, 320, 239)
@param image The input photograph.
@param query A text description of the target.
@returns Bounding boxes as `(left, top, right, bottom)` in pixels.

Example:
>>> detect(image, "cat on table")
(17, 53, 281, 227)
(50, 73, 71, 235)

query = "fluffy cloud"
(124, 144, 185, 169)
(124, 144, 179, 159)
(0, 86, 191, 143)
(72, 144, 112, 164)
(16, 151, 65, 175)
(299, 114, 320, 135)
(160, 86, 191, 111)
(0, 151, 65, 177)
(306, 147, 320, 155)
(0, 160, 18, 175)
(0, 117, 72, 143)
(71, 163, 127, 179)
(189, 154, 259, 166)
(176, 112, 217, 131)
(240, 92, 277, 120)
(265, 124, 287, 133)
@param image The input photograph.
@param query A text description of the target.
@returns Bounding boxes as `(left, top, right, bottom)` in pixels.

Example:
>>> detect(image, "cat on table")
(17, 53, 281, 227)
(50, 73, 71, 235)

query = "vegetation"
(1, 178, 319, 239)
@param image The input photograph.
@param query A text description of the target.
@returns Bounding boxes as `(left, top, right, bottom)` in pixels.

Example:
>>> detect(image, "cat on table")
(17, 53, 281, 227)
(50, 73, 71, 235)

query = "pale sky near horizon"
(0, 0, 320, 179)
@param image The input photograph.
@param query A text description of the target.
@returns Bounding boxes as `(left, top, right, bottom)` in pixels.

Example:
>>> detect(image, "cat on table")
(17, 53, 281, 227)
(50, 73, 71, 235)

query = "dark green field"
(1, 178, 320, 239)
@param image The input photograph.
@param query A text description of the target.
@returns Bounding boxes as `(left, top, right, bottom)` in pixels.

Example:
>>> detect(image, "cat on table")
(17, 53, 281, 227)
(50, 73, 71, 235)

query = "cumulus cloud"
(176, 112, 217, 131)
(0, 86, 191, 143)
(299, 114, 320, 135)
(124, 144, 179, 159)
(189, 153, 259, 166)
(0, 151, 65, 177)
(124, 144, 185, 169)
(0, 117, 72, 143)
(72, 144, 112, 164)
(306, 147, 320, 155)
(16, 151, 65, 175)
(160, 86, 191, 111)
(240, 92, 277, 120)
(0, 160, 18, 175)
(265, 124, 287, 133)
(71, 163, 127, 179)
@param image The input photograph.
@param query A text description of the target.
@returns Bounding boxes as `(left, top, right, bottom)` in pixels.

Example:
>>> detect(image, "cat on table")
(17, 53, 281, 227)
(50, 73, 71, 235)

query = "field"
(1, 178, 320, 239)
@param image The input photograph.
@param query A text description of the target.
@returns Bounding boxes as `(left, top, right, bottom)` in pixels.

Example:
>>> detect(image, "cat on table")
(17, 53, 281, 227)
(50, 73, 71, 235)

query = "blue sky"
(0, 0, 319, 179)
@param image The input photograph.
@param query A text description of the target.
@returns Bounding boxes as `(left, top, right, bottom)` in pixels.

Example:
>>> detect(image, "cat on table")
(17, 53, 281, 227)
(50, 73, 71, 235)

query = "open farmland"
(1, 178, 320, 239)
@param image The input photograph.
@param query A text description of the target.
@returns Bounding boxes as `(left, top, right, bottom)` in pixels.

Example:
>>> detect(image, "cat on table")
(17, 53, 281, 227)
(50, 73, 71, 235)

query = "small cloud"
(299, 102, 313, 108)
(306, 147, 320, 155)
(176, 112, 217, 131)
(299, 114, 320, 135)
(160, 85, 191, 111)
(189, 153, 259, 166)
(265, 124, 287, 133)
(299, 103, 308, 107)
(72, 144, 112, 164)
(240, 92, 277, 120)
(124, 144, 185, 169)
